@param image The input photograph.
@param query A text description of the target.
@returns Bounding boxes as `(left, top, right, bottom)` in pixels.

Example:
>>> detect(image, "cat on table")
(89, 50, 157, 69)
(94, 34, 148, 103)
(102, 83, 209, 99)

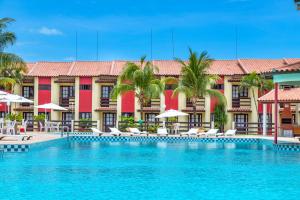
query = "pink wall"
(121, 91, 135, 113)
(164, 90, 178, 110)
(79, 77, 92, 112)
(38, 77, 51, 112)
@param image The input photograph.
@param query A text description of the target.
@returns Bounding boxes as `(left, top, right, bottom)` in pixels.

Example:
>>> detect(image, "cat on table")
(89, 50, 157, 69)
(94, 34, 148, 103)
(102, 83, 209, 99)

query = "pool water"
(1, 139, 300, 200)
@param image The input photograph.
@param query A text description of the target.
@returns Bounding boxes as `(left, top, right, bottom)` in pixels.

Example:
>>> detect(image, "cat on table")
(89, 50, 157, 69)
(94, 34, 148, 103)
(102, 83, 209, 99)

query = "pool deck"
(0, 132, 299, 145)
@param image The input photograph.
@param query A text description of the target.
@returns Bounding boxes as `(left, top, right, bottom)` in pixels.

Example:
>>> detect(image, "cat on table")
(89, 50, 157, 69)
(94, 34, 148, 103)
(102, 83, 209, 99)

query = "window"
(80, 85, 91, 90)
(39, 84, 51, 90)
(62, 112, 73, 126)
(232, 85, 248, 98)
(212, 84, 224, 90)
(0, 112, 5, 118)
(79, 112, 92, 119)
(258, 114, 272, 129)
(23, 112, 34, 129)
(101, 86, 113, 98)
(103, 113, 116, 132)
(145, 113, 158, 122)
(189, 113, 202, 127)
(234, 114, 248, 132)
(60, 86, 75, 98)
(122, 112, 134, 117)
(38, 112, 50, 120)
(22, 86, 34, 98)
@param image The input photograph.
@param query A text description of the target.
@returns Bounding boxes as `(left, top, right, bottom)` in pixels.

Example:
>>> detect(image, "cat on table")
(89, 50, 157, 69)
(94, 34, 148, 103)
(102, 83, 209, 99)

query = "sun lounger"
(216, 129, 237, 137)
(109, 127, 123, 136)
(91, 128, 104, 136)
(180, 128, 199, 136)
(157, 128, 168, 136)
(128, 128, 148, 136)
(198, 129, 219, 137)
(0, 135, 33, 141)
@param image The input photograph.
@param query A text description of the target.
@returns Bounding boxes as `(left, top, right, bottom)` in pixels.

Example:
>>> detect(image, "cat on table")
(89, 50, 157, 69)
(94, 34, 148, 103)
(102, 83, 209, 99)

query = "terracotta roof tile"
(68, 61, 112, 76)
(271, 61, 300, 73)
(258, 88, 300, 103)
(238, 59, 286, 73)
(27, 62, 73, 77)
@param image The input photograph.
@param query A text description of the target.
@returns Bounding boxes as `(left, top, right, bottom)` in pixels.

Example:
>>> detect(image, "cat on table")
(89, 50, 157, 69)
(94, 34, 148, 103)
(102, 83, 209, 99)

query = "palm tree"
(173, 49, 225, 126)
(0, 17, 26, 91)
(240, 71, 273, 114)
(111, 56, 165, 120)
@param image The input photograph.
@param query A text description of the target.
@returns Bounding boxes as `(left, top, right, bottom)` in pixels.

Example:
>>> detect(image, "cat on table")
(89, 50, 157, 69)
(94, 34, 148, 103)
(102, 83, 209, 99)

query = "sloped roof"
(25, 58, 300, 77)
(258, 88, 300, 103)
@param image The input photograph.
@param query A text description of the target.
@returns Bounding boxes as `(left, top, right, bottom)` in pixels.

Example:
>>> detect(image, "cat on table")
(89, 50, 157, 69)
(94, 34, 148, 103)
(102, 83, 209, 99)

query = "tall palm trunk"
(251, 88, 258, 115)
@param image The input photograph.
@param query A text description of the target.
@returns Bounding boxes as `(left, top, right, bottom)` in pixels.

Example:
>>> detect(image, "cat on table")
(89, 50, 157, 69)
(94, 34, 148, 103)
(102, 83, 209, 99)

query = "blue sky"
(0, 0, 299, 62)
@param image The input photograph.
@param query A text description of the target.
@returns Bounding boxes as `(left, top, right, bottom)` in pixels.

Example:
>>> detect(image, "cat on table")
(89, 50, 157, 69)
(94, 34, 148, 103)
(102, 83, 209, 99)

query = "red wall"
(121, 91, 135, 113)
(165, 90, 178, 110)
(38, 77, 51, 112)
(79, 77, 92, 112)
(210, 76, 224, 112)
(258, 90, 272, 114)
(0, 90, 10, 112)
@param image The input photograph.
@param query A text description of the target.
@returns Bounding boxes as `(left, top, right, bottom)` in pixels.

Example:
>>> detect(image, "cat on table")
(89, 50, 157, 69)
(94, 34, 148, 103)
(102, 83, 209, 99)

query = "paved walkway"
(0, 132, 299, 145)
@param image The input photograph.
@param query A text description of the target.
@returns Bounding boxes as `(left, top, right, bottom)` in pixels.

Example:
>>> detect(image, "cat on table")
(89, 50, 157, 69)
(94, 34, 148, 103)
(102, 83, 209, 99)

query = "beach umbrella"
(0, 94, 33, 114)
(35, 103, 68, 121)
(155, 109, 188, 118)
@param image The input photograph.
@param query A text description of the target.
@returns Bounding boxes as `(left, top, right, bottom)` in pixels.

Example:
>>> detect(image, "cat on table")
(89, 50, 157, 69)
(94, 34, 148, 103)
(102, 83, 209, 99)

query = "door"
(23, 112, 34, 131)
(103, 113, 116, 132)
(189, 113, 202, 128)
(62, 112, 73, 127)
(234, 114, 248, 133)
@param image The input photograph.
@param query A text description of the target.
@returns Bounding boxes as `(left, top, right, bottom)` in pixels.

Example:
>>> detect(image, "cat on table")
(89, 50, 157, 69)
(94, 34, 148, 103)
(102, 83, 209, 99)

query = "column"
(274, 83, 279, 144)
(262, 103, 267, 136)
(295, 103, 300, 125)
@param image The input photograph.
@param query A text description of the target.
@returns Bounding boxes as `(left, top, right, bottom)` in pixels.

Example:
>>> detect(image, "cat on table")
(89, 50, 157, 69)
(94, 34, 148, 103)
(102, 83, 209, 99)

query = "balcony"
(144, 98, 160, 107)
(100, 98, 117, 107)
(228, 97, 252, 112)
(59, 97, 75, 108)
(182, 98, 205, 112)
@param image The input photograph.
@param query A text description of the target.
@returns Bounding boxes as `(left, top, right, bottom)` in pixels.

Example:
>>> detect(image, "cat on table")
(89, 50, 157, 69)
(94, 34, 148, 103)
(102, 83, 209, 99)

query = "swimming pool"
(1, 137, 300, 200)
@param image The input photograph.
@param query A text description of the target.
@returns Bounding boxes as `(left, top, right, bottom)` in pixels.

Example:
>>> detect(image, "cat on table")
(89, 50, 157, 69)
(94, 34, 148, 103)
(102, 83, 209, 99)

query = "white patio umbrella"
(0, 94, 33, 114)
(35, 103, 68, 121)
(155, 109, 188, 118)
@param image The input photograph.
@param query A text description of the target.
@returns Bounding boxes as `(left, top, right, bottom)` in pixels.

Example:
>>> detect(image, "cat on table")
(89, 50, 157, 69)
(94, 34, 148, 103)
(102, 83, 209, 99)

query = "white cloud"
(38, 27, 63, 36)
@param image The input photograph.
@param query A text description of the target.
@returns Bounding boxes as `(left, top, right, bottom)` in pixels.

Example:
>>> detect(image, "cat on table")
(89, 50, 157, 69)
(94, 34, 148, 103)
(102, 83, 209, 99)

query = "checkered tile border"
(69, 136, 260, 143)
(0, 144, 29, 153)
(273, 144, 300, 152)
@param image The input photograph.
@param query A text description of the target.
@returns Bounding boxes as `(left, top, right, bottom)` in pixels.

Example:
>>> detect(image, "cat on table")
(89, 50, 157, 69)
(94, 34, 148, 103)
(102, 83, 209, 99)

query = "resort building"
(3, 58, 300, 133)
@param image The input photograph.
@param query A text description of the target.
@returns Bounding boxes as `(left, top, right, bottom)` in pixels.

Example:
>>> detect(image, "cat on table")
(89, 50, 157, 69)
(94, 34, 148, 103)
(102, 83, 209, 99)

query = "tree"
(111, 56, 165, 120)
(214, 103, 227, 132)
(173, 49, 225, 126)
(240, 72, 273, 114)
(0, 17, 26, 91)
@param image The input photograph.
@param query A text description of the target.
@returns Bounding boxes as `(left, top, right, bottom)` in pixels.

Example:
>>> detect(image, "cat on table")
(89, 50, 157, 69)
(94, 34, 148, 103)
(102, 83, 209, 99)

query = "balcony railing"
(59, 97, 75, 108)
(100, 98, 117, 107)
(232, 97, 251, 108)
(144, 98, 160, 107)
(186, 98, 205, 108)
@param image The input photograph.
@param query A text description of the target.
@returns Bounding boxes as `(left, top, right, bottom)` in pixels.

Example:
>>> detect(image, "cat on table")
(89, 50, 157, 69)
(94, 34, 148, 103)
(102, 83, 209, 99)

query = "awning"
(258, 88, 300, 103)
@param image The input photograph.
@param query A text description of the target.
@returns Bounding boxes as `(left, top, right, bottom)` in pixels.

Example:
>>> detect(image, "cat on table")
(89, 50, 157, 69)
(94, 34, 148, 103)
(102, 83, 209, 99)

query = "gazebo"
(259, 61, 300, 143)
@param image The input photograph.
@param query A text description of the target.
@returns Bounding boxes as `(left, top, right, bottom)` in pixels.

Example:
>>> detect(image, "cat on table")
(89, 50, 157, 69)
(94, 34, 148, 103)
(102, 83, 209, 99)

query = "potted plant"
(79, 118, 92, 131)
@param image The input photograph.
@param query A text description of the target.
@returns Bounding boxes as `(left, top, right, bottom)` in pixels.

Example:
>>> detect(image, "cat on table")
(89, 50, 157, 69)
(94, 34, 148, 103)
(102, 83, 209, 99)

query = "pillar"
(274, 83, 278, 144)
(295, 103, 300, 125)
(262, 103, 267, 136)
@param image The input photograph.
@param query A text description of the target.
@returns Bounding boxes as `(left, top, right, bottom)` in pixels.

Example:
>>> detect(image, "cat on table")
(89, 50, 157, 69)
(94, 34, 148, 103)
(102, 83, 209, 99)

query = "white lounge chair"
(128, 128, 148, 136)
(6, 120, 16, 135)
(157, 128, 168, 136)
(199, 129, 219, 137)
(109, 127, 123, 136)
(180, 128, 199, 136)
(91, 128, 104, 136)
(0, 135, 32, 141)
(216, 129, 237, 137)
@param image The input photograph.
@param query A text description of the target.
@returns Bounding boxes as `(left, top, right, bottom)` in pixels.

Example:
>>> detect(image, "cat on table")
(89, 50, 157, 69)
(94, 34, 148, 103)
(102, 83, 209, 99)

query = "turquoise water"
(1, 139, 300, 200)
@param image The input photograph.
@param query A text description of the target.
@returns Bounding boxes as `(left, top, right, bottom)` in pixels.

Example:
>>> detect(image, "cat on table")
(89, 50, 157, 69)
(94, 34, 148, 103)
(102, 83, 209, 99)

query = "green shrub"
(5, 113, 23, 122)
(34, 114, 46, 122)
(119, 116, 137, 131)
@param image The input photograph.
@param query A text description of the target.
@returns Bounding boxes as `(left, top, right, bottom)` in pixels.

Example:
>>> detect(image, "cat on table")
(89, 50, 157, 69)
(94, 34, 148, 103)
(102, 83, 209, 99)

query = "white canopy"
(0, 94, 33, 103)
(35, 103, 68, 111)
(0, 90, 8, 95)
(155, 109, 188, 118)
